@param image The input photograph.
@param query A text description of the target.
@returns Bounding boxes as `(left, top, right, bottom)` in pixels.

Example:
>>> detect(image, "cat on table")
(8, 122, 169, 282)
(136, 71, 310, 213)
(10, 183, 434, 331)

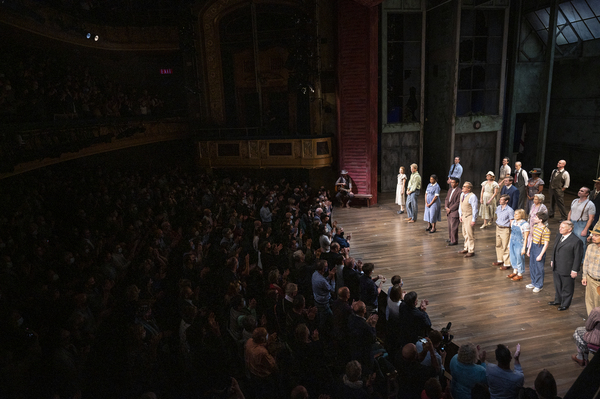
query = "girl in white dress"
(396, 166, 407, 214)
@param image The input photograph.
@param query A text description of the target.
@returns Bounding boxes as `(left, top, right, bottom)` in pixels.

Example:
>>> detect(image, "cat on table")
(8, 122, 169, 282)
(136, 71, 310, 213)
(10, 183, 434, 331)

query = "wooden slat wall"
(337, 0, 379, 203)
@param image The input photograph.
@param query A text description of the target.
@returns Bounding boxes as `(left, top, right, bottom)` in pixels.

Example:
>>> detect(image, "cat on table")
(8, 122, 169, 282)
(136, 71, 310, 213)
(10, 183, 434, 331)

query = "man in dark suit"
(347, 300, 378, 372)
(514, 161, 528, 211)
(549, 221, 584, 310)
(445, 177, 461, 246)
(501, 176, 520, 210)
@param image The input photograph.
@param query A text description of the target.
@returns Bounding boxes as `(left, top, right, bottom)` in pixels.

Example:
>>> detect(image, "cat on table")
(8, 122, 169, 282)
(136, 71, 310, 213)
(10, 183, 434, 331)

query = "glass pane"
(526, 13, 545, 31)
(403, 89, 419, 122)
(471, 91, 485, 114)
(388, 42, 404, 74)
(404, 42, 421, 68)
(560, 2, 581, 22)
(475, 10, 488, 36)
(572, 20, 594, 40)
(588, 0, 600, 15)
(461, 10, 475, 36)
(474, 37, 487, 62)
(584, 17, 600, 38)
(403, 70, 420, 96)
(388, 14, 403, 41)
(487, 37, 503, 64)
(485, 64, 500, 90)
(472, 66, 486, 90)
(561, 25, 578, 42)
(537, 29, 549, 43)
(404, 14, 422, 42)
(572, 0, 594, 19)
(484, 90, 499, 115)
(459, 39, 474, 62)
(557, 10, 567, 25)
(458, 66, 472, 90)
(488, 10, 504, 36)
(536, 8, 550, 28)
(456, 91, 471, 116)
(556, 32, 568, 45)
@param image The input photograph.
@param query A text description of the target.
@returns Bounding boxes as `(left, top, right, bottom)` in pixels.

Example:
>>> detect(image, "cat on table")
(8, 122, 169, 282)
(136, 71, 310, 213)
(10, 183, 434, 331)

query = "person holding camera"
(415, 330, 446, 375)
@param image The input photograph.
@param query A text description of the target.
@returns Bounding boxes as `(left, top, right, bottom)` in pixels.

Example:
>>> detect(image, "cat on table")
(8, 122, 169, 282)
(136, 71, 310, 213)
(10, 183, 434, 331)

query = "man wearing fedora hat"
(335, 170, 354, 208)
(548, 160, 570, 220)
(582, 222, 600, 315)
(590, 177, 600, 228)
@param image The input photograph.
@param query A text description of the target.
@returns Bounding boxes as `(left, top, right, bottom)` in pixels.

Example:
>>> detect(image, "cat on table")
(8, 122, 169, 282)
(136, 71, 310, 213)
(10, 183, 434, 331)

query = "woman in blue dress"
(424, 174, 441, 233)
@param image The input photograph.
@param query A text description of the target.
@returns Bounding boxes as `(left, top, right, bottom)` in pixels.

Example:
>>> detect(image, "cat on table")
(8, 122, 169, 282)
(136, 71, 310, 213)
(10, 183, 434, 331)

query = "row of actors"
(399, 169, 600, 316)
(398, 158, 600, 227)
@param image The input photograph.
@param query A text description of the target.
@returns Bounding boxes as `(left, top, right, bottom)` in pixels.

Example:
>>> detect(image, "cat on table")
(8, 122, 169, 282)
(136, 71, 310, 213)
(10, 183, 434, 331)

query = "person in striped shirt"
(527, 212, 550, 293)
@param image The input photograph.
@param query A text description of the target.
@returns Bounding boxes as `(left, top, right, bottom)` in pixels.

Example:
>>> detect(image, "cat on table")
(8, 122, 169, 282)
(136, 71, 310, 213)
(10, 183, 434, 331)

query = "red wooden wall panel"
(337, 0, 378, 204)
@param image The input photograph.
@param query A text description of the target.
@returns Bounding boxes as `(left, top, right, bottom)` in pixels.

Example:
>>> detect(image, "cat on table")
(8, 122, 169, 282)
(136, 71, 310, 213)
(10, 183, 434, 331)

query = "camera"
(441, 322, 453, 347)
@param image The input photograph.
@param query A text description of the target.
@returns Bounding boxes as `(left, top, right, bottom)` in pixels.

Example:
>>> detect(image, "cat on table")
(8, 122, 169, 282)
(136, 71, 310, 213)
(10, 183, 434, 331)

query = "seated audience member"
(450, 342, 487, 399)
(286, 294, 310, 343)
(422, 377, 452, 399)
(386, 285, 403, 321)
(338, 360, 372, 399)
(415, 330, 446, 374)
(384, 284, 404, 353)
(228, 294, 256, 340)
(275, 282, 297, 338)
(321, 242, 344, 276)
(347, 301, 378, 373)
(517, 369, 559, 399)
(471, 383, 491, 399)
(486, 344, 523, 399)
(332, 226, 351, 249)
(534, 369, 558, 399)
(571, 305, 600, 366)
(359, 263, 384, 314)
(396, 291, 432, 348)
(343, 257, 363, 302)
(290, 385, 309, 399)
(244, 327, 278, 394)
(332, 286, 352, 344)
(394, 340, 439, 399)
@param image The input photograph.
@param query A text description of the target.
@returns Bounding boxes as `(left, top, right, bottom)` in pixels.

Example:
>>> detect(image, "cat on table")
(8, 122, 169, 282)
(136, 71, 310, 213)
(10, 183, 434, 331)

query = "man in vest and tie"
(549, 160, 570, 221)
(549, 221, 583, 311)
(514, 161, 528, 211)
(458, 182, 479, 258)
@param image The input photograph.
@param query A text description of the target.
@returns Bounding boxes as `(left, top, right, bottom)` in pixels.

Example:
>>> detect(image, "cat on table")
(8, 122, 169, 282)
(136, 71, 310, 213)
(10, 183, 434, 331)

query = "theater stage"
(333, 191, 588, 396)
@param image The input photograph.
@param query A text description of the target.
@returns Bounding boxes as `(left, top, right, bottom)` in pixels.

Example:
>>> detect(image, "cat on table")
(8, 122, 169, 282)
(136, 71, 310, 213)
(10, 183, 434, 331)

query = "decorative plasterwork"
(200, 0, 301, 125)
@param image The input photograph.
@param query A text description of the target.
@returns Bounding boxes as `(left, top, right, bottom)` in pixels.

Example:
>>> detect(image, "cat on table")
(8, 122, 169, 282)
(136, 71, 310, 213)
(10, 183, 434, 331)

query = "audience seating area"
(0, 160, 573, 399)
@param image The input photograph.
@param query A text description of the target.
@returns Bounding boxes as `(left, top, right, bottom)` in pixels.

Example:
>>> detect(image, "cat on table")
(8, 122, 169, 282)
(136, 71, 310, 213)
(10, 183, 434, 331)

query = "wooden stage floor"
(334, 191, 588, 396)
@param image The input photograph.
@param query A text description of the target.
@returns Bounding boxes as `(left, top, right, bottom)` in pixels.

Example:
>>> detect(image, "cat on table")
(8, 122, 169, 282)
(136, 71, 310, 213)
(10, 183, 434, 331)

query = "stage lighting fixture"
(94, 35, 99, 41)
(86, 33, 91, 39)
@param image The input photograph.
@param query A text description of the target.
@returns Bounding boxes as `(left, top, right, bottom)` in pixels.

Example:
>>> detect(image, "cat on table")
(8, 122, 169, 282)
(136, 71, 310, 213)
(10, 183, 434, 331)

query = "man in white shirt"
(447, 157, 463, 185)
(568, 187, 596, 262)
(498, 157, 511, 198)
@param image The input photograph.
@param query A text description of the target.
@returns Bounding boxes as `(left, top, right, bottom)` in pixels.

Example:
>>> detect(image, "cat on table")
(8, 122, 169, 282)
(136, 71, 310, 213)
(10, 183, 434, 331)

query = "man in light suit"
(549, 221, 584, 311)
(500, 176, 520, 211)
(445, 177, 461, 246)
